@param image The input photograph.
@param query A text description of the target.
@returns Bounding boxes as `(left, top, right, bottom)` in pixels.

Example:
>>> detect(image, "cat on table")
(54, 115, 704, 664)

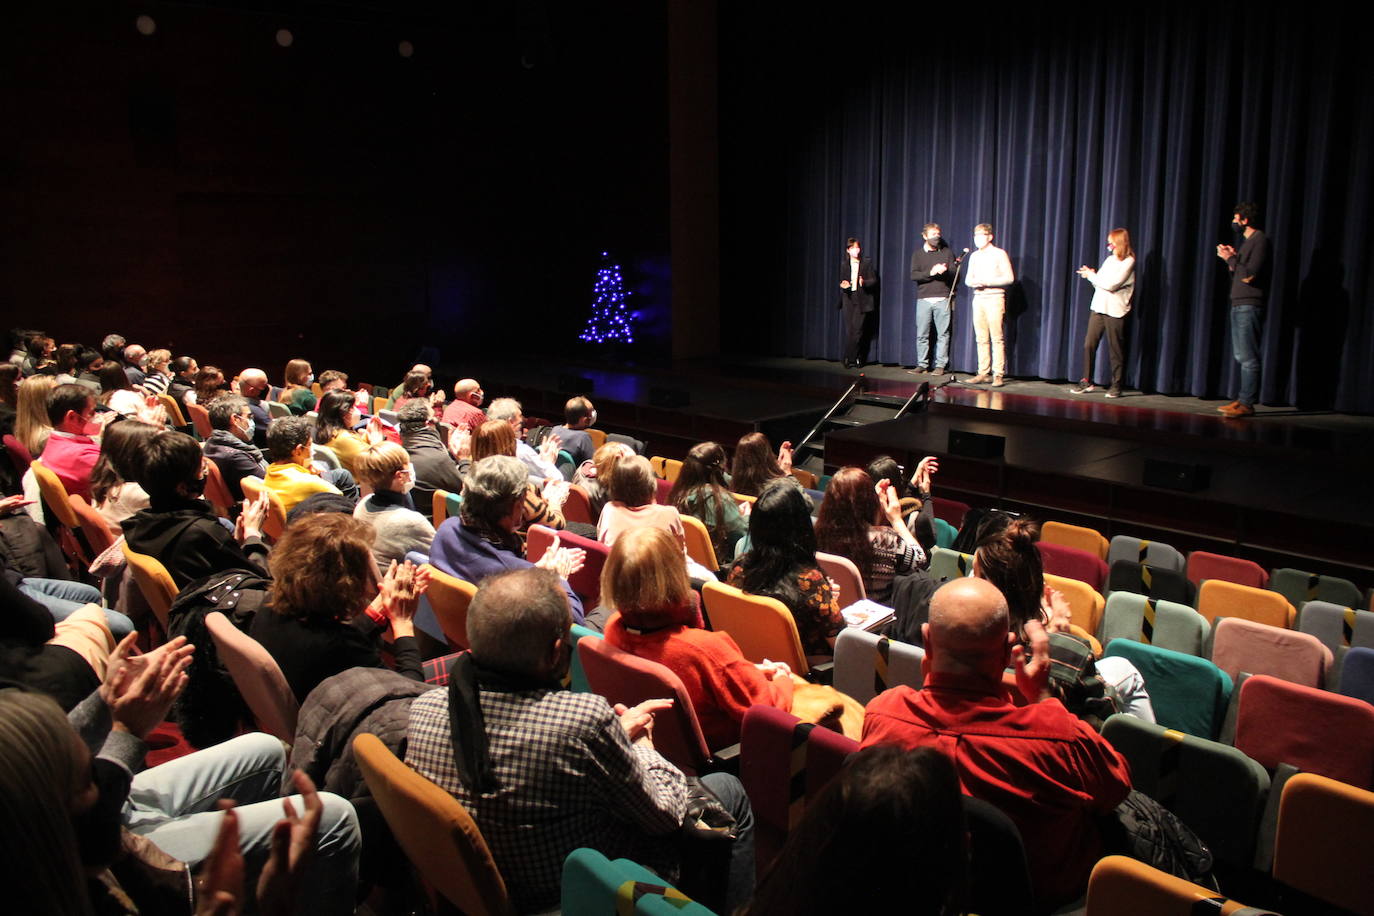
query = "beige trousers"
(972, 294, 1006, 377)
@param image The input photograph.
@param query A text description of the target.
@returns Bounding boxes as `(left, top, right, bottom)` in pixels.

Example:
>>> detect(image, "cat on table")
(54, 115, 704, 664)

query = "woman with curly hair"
(469, 418, 566, 535)
(814, 466, 925, 604)
(192, 365, 225, 405)
(249, 512, 427, 702)
(670, 441, 748, 562)
(726, 478, 842, 656)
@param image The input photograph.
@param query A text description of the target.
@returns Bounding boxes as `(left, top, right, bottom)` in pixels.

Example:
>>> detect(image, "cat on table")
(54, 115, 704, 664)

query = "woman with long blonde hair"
(15, 375, 57, 456)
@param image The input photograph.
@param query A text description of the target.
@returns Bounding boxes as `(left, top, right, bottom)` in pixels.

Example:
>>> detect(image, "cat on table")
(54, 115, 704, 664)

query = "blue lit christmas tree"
(578, 252, 635, 344)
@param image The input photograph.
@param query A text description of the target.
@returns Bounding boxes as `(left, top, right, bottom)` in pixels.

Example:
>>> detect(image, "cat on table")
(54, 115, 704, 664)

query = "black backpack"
(166, 569, 271, 748)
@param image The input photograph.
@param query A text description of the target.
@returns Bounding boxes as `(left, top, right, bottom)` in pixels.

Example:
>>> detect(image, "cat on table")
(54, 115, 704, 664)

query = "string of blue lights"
(578, 251, 635, 344)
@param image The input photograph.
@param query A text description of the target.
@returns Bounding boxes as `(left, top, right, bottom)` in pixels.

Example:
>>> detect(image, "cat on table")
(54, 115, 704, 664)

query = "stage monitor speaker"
(557, 375, 594, 395)
(1143, 458, 1211, 492)
(649, 387, 690, 408)
(948, 429, 1005, 460)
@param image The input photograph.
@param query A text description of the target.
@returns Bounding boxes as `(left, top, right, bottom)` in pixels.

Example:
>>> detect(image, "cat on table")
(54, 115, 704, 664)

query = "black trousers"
(1083, 312, 1125, 389)
(842, 301, 867, 363)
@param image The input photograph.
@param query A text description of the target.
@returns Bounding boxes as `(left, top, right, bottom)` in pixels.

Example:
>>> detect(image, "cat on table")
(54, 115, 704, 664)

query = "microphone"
(953, 247, 970, 263)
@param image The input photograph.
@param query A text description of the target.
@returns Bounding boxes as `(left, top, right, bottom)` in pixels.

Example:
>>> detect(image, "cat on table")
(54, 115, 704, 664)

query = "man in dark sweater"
(909, 222, 959, 374)
(396, 399, 466, 523)
(202, 394, 268, 501)
(1215, 201, 1270, 418)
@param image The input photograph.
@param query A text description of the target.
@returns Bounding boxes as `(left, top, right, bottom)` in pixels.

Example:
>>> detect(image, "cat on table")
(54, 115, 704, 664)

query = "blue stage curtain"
(741, 6, 1374, 412)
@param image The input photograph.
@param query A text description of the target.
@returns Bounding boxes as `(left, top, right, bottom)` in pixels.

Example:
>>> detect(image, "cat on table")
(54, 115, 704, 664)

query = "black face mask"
(1231, 221, 1244, 233)
(74, 759, 130, 869)
(927, 236, 942, 248)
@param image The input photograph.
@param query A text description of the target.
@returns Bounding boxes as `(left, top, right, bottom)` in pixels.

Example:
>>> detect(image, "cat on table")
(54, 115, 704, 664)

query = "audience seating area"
(8, 334, 1374, 916)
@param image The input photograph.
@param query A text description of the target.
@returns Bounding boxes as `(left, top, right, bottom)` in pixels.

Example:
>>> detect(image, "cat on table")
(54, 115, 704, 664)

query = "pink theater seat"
(1211, 617, 1333, 688)
(1235, 674, 1374, 789)
(1036, 541, 1110, 591)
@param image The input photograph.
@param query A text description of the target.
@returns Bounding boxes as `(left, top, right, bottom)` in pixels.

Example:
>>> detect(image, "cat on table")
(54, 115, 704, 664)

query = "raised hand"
(911, 456, 939, 495)
(255, 770, 324, 916)
(108, 635, 194, 739)
(1011, 619, 1052, 704)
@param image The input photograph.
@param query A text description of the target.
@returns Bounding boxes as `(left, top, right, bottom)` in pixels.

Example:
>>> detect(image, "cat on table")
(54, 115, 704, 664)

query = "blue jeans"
(19, 577, 135, 638)
(915, 296, 952, 370)
(1229, 305, 1262, 407)
(677, 772, 755, 915)
(125, 733, 361, 916)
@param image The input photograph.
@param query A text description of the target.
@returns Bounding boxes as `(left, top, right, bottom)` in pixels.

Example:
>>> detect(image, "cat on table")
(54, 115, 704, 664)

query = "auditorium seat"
(1044, 572, 1105, 637)
(933, 517, 958, 548)
(1272, 773, 1374, 916)
(1036, 541, 1109, 591)
(1041, 520, 1109, 561)
(1101, 713, 1270, 870)
(1085, 856, 1268, 915)
(930, 496, 969, 529)
(1268, 567, 1362, 612)
(832, 627, 923, 706)
(1107, 535, 1186, 574)
(1210, 617, 1332, 688)
(701, 582, 810, 676)
(423, 564, 477, 652)
(1339, 647, 1374, 707)
(1235, 674, 1374, 789)
(816, 551, 866, 609)
(577, 635, 732, 775)
(1298, 600, 1374, 689)
(526, 524, 609, 609)
(1100, 592, 1208, 657)
(562, 848, 712, 916)
(1103, 639, 1232, 740)
(929, 545, 974, 582)
(562, 483, 595, 526)
(1186, 550, 1269, 589)
(1105, 559, 1197, 607)
(1196, 579, 1295, 630)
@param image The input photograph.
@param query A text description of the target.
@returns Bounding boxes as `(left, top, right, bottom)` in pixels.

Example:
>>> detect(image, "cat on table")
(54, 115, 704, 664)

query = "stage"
(440, 355, 1374, 583)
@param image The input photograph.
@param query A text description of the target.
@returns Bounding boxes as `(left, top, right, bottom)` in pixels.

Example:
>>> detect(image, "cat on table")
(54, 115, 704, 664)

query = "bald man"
(235, 368, 272, 449)
(442, 377, 487, 430)
(861, 578, 1131, 909)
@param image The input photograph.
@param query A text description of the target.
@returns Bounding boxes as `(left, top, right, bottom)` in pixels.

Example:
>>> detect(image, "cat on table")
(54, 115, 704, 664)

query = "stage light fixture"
(276, 28, 294, 48)
(398, 40, 414, 58)
(135, 14, 156, 36)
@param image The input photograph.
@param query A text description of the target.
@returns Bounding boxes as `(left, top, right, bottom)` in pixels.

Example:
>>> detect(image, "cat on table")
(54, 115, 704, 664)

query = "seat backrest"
(1210, 616, 1332, 687)
(576, 635, 712, 772)
(238, 475, 286, 540)
(739, 705, 809, 872)
(1103, 639, 1232, 739)
(832, 627, 924, 706)
(586, 428, 607, 449)
(201, 459, 235, 517)
(930, 496, 969, 529)
(1105, 559, 1197, 607)
(1186, 550, 1269, 588)
(815, 551, 866, 608)
(1041, 520, 1108, 560)
(653, 476, 673, 505)
(1101, 592, 1208, 657)
(204, 611, 298, 741)
(424, 564, 478, 651)
(526, 524, 609, 609)
(311, 443, 341, 471)
(157, 392, 187, 426)
(121, 541, 179, 630)
(561, 848, 711, 916)
(1101, 713, 1270, 867)
(267, 400, 292, 419)
(1339, 646, 1374, 706)
(1085, 855, 1264, 916)
(932, 517, 958, 549)
(353, 733, 515, 916)
(31, 460, 81, 529)
(1036, 541, 1109, 590)
(701, 581, 808, 674)
(805, 720, 858, 801)
(1272, 773, 1374, 916)
(661, 458, 683, 484)
(186, 401, 213, 439)
(562, 483, 595, 526)
(1197, 579, 1295, 629)
(1044, 572, 1106, 637)
(928, 545, 974, 582)
(1298, 600, 1374, 689)
(3, 433, 33, 476)
(1107, 535, 1186, 573)
(432, 488, 454, 527)
(1269, 567, 1363, 611)
(963, 796, 1036, 916)
(67, 494, 116, 556)
(565, 623, 598, 693)
(648, 455, 668, 479)
(679, 514, 719, 572)
(1235, 674, 1374, 789)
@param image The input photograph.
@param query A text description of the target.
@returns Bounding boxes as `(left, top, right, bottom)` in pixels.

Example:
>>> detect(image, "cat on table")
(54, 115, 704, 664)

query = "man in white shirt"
(963, 223, 1015, 386)
(487, 397, 563, 482)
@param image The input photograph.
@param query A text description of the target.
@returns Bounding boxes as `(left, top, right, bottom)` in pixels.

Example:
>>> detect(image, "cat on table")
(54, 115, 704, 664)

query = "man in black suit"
(838, 237, 878, 368)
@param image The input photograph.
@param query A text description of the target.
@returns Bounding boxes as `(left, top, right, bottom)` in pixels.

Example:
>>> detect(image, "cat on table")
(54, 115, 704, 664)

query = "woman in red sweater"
(601, 526, 793, 749)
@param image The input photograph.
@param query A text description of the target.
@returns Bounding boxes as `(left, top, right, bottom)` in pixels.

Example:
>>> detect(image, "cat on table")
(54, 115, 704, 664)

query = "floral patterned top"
(726, 563, 843, 657)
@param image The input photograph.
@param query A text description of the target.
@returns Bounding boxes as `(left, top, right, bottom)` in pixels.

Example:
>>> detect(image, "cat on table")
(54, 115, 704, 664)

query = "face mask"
(402, 476, 415, 494)
(74, 759, 130, 869)
(306, 373, 315, 385)
(239, 417, 256, 441)
(927, 236, 942, 248)
(1231, 221, 1243, 233)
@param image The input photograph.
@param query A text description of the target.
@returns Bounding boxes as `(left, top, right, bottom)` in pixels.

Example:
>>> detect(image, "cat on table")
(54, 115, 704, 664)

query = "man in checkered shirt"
(406, 567, 755, 913)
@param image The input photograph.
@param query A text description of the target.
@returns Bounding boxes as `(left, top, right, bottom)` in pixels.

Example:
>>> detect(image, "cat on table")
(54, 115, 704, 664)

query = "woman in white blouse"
(1070, 228, 1136, 398)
